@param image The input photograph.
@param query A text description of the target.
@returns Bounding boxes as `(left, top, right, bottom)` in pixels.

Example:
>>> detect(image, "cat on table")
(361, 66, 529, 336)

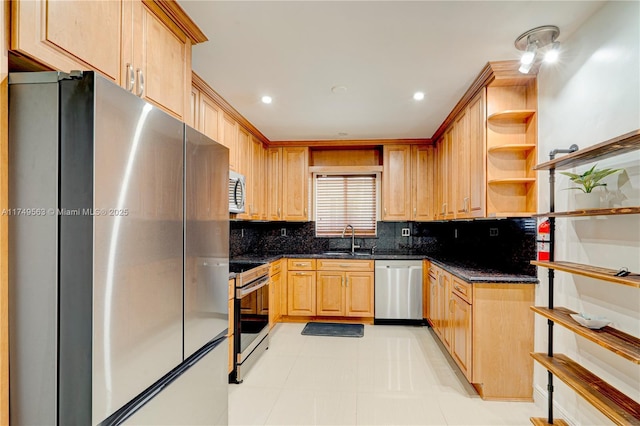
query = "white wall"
(536, 1, 640, 424)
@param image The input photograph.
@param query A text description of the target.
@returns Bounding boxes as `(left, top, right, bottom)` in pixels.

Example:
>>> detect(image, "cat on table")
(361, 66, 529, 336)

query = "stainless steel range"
(229, 262, 270, 383)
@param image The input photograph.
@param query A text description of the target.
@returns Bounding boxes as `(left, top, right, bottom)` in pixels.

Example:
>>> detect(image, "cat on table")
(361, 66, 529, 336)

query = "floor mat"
(301, 322, 364, 338)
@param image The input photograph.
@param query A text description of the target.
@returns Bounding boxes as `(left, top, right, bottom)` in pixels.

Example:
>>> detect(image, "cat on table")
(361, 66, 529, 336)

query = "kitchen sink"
(320, 252, 371, 257)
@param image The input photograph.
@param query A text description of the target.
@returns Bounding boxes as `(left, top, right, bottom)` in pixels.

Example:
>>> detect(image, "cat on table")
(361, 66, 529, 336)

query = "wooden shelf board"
(488, 178, 536, 185)
(530, 418, 569, 426)
(532, 206, 640, 218)
(531, 353, 640, 426)
(487, 212, 535, 218)
(487, 109, 536, 123)
(531, 306, 640, 364)
(535, 129, 640, 170)
(488, 144, 536, 153)
(531, 260, 640, 288)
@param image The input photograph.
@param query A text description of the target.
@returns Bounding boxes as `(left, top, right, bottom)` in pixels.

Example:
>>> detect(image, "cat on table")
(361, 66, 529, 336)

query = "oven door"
(236, 277, 269, 365)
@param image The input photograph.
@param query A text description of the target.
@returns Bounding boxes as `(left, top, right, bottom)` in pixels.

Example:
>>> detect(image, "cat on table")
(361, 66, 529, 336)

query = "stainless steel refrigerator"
(8, 71, 229, 425)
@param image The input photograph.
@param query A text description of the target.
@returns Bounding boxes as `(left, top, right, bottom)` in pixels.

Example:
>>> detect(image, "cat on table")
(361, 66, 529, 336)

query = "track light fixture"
(515, 25, 560, 74)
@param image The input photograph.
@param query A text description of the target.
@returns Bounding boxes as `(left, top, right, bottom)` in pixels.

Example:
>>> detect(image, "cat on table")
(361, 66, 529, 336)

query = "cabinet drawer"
(451, 277, 472, 304)
(287, 258, 316, 270)
(270, 259, 283, 276)
(316, 259, 374, 271)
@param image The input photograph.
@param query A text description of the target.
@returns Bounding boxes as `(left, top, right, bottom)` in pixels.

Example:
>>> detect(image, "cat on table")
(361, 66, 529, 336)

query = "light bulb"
(519, 61, 534, 74)
(520, 43, 537, 65)
(544, 42, 560, 63)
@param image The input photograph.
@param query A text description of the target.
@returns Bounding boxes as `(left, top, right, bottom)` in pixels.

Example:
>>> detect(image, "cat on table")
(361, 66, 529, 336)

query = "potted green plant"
(560, 164, 622, 209)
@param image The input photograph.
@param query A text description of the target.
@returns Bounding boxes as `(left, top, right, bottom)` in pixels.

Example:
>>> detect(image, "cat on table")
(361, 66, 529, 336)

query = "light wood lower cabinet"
(287, 259, 316, 316)
(285, 258, 374, 319)
(450, 291, 472, 380)
(269, 260, 283, 329)
(427, 264, 534, 400)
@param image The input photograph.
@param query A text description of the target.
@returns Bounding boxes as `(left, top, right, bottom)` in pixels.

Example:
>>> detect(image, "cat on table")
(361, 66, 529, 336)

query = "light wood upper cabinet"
(466, 89, 487, 218)
(199, 94, 221, 142)
(219, 113, 238, 171)
(382, 145, 412, 220)
(12, 1, 204, 121)
(282, 147, 309, 221)
(454, 90, 486, 219)
(127, 1, 191, 120)
(436, 130, 456, 220)
(266, 147, 283, 221)
(188, 85, 200, 129)
(251, 136, 265, 220)
(12, 1, 122, 82)
(412, 145, 435, 221)
(454, 110, 470, 217)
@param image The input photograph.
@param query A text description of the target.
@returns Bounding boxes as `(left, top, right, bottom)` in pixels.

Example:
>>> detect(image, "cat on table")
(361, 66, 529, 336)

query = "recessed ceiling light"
(331, 86, 348, 94)
(261, 95, 272, 104)
(413, 92, 425, 101)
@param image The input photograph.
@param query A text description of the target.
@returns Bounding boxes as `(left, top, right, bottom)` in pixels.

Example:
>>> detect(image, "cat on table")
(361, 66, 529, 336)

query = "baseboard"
(533, 384, 578, 426)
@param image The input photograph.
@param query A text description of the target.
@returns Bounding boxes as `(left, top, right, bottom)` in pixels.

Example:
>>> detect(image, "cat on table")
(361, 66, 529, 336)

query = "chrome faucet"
(341, 224, 360, 254)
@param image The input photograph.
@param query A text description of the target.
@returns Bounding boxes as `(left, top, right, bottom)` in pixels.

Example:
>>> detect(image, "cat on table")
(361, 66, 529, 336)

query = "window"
(314, 174, 378, 237)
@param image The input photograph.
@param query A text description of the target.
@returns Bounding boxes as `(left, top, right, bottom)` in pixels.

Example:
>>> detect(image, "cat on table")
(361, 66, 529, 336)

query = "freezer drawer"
(374, 260, 423, 320)
(109, 338, 228, 425)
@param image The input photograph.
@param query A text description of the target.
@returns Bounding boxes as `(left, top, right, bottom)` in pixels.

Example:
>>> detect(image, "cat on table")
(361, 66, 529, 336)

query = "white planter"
(574, 192, 601, 210)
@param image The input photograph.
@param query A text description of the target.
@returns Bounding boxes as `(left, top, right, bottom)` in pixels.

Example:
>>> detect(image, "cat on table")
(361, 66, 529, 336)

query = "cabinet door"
(444, 130, 456, 219)
(251, 137, 265, 219)
(131, 1, 190, 120)
(451, 293, 472, 380)
(236, 127, 252, 219)
(382, 145, 411, 220)
(266, 148, 283, 220)
(220, 113, 238, 171)
(189, 85, 200, 130)
(287, 271, 316, 316)
(439, 271, 452, 350)
(428, 269, 439, 331)
(467, 89, 486, 218)
(454, 109, 470, 218)
(199, 93, 221, 142)
(12, 1, 122, 82)
(412, 145, 435, 221)
(345, 272, 375, 317)
(269, 272, 281, 329)
(282, 147, 309, 221)
(316, 272, 345, 316)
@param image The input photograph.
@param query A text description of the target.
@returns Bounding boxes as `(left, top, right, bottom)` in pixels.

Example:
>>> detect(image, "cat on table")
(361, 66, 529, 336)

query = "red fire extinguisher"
(537, 219, 550, 261)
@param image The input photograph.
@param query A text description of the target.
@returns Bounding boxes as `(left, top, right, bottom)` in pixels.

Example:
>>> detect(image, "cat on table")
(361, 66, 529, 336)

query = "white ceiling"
(180, 1, 605, 142)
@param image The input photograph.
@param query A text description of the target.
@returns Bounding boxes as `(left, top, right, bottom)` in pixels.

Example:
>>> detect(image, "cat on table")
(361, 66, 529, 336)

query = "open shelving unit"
(531, 129, 640, 426)
(486, 85, 538, 217)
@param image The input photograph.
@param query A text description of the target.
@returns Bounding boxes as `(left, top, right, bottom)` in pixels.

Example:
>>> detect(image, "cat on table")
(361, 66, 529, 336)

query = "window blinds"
(315, 174, 377, 236)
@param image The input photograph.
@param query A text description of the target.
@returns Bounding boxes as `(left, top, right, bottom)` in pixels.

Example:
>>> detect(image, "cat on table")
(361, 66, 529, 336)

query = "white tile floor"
(229, 323, 540, 425)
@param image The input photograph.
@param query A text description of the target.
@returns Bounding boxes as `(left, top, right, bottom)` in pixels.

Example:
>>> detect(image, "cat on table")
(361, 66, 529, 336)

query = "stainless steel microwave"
(229, 170, 246, 213)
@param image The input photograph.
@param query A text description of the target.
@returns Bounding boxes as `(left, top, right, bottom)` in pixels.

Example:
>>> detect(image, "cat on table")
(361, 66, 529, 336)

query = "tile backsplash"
(230, 218, 536, 275)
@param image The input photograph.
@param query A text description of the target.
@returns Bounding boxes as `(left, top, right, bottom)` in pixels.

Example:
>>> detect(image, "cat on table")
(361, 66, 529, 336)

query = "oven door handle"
(236, 276, 269, 298)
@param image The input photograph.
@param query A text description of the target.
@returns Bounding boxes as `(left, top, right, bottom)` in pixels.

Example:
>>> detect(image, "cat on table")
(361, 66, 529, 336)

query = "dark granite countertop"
(230, 252, 538, 284)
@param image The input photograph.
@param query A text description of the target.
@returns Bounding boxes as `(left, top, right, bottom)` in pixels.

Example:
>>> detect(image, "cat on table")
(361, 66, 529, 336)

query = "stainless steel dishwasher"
(374, 260, 423, 323)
